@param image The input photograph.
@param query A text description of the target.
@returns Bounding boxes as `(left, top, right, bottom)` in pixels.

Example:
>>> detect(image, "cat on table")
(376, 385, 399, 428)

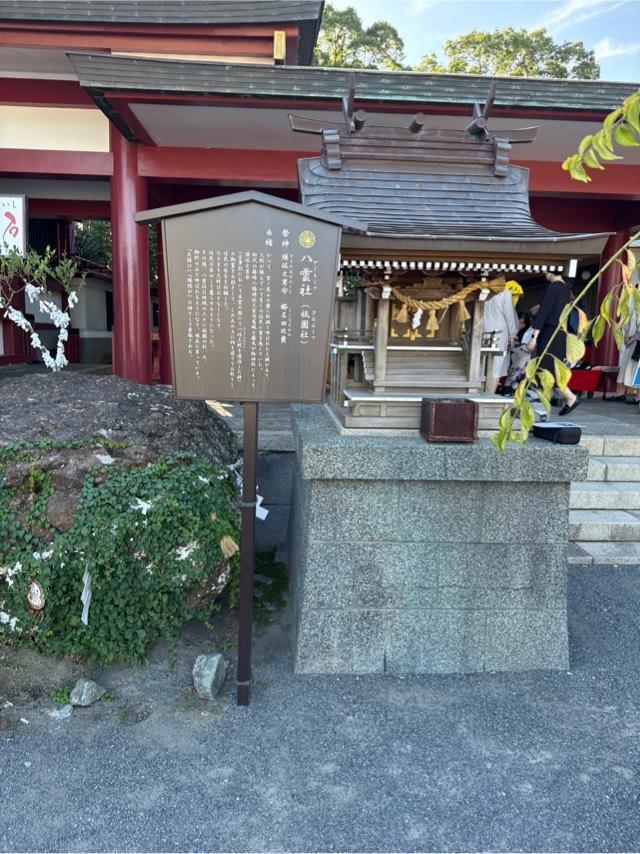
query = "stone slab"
(568, 542, 593, 566)
(386, 609, 487, 674)
(598, 457, 640, 482)
(483, 610, 569, 671)
(574, 541, 640, 565)
(586, 458, 607, 482)
(569, 509, 640, 541)
(292, 405, 589, 483)
(603, 436, 640, 457)
(570, 481, 640, 510)
(579, 435, 604, 455)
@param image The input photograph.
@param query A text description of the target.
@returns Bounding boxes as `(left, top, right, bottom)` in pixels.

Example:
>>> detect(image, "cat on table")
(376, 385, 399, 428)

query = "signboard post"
(136, 191, 360, 705)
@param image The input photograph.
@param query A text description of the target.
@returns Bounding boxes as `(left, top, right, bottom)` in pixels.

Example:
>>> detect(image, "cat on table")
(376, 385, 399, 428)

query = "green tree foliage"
(313, 3, 405, 70)
(563, 90, 640, 181)
(416, 27, 599, 79)
(73, 219, 112, 268)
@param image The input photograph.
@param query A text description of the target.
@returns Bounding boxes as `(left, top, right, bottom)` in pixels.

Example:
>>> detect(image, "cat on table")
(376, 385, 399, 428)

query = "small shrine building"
(0, 0, 638, 383)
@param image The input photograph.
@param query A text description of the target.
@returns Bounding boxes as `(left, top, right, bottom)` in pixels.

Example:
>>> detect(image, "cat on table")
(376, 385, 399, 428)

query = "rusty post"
(236, 401, 258, 706)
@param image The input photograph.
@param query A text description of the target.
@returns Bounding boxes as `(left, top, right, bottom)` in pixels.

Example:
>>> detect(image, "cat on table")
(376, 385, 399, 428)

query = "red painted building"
(0, 0, 638, 381)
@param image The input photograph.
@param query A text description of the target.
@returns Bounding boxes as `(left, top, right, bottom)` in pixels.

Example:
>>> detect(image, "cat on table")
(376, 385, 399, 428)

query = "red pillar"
(110, 125, 151, 384)
(594, 229, 629, 367)
(156, 224, 172, 385)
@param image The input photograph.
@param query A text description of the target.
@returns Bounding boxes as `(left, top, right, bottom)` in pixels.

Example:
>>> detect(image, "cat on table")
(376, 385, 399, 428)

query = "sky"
(330, 0, 640, 82)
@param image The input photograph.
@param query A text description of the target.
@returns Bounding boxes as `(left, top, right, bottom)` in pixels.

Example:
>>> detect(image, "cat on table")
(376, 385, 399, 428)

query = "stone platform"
(288, 405, 589, 676)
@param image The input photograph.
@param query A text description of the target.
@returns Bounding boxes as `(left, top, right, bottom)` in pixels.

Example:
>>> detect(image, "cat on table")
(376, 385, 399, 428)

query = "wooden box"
(420, 398, 478, 443)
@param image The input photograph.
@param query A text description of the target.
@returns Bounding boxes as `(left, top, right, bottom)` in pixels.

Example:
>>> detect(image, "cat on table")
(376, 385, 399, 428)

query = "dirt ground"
(0, 608, 241, 733)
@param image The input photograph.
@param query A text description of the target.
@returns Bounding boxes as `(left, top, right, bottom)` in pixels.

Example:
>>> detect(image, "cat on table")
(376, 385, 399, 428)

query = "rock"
(48, 704, 73, 720)
(70, 679, 106, 707)
(0, 373, 237, 465)
(192, 653, 225, 700)
(45, 488, 82, 532)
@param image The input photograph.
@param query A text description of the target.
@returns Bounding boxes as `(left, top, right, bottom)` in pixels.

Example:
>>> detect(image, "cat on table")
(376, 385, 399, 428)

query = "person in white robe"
(617, 308, 640, 403)
(483, 287, 519, 393)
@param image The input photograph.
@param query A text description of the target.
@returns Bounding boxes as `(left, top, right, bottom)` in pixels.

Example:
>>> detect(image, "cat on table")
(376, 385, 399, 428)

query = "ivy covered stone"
(0, 441, 240, 664)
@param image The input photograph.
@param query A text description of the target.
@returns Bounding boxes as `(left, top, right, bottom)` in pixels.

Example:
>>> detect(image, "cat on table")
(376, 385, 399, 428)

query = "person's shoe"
(558, 399, 581, 416)
(625, 397, 639, 405)
(609, 395, 627, 402)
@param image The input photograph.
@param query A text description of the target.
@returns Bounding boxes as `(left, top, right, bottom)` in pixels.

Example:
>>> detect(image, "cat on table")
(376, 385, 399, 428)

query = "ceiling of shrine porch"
(120, 103, 640, 167)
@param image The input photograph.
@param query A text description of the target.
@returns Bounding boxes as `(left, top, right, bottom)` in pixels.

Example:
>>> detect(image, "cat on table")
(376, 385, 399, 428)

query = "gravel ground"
(0, 370, 236, 464)
(1, 565, 640, 853)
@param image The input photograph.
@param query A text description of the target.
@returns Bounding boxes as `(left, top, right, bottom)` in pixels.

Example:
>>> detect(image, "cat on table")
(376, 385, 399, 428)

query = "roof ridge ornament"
(466, 80, 497, 137)
(342, 71, 366, 133)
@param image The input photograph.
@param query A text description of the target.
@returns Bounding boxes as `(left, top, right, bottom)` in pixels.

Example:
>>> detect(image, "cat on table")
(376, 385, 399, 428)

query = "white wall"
(69, 277, 110, 333)
(0, 105, 109, 152)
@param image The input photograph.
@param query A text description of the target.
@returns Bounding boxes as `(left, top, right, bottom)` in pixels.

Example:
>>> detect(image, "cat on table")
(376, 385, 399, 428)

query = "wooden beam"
(374, 296, 390, 389)
(0, 148, 113, 176)
(467, 299, 485, 386)
(137, 145, 303, 186)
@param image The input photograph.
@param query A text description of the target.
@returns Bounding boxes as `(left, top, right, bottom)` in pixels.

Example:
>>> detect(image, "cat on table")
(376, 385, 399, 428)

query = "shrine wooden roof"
(294, 97, 611, 257)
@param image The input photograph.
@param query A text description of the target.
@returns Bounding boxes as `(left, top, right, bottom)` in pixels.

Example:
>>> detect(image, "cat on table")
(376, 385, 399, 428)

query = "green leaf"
(603, 107, 624, 137)
(520, 399, 536, 431)
(577, 134, 593, 156)
(536, 389, 552, 414)
(491, 428, 508, 453)
(614, 123, 640, 147)
(592, 129, 622, 161)
(568, 160, 591, 183)
(592, 314, 606, 346)
(538, 368, 555, 397)
(600, 291, 614, 323)
(583, 148, 604, 170)
(525, 358, 539, 381)
(553, 357, 572, 391)
(566, 333, 586, 364)
(513, 380, 526, 406)
(625, 93, 640, 135)
(558, 304, 572, 331)
(632, 287, 640, 317)
(614, 325, 625, 351)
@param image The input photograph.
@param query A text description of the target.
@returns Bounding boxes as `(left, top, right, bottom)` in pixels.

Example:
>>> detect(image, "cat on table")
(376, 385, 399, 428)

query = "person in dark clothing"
(526, 272, 579, 416)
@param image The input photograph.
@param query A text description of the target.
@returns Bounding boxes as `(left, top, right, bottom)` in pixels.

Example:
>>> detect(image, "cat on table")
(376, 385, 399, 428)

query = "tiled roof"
(0, 1, 323, 25)
(67, 52, 639, 112)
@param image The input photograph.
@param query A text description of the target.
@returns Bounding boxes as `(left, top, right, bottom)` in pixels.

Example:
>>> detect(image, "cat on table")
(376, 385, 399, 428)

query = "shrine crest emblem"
(298, 230, 316, 248)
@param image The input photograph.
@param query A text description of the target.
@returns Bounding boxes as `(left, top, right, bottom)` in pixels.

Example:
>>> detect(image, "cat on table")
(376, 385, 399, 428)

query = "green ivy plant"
(0, 442, 239, 664)
(562, 90, 640, 182)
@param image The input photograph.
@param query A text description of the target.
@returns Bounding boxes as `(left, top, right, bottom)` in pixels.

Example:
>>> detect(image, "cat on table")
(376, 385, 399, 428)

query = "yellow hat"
(505, 280, 523, 304)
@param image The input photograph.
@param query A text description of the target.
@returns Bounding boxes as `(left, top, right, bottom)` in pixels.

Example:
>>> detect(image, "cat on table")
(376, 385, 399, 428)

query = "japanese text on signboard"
(184, 226, 320, 390)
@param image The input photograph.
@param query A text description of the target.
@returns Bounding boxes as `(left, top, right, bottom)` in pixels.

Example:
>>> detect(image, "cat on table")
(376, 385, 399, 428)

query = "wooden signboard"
(137, 192, 347, 403)
(137, 192, 361, 707)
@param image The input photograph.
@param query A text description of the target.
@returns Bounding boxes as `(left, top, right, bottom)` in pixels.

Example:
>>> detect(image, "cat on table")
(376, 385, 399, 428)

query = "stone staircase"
(570, 435, 640, 565)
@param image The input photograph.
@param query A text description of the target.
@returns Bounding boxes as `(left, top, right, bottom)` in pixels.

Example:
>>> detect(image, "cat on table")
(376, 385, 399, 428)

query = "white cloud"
(593, 36, 640, 59)
(535, 0, 632, 34)
(408, 0, 436, 15)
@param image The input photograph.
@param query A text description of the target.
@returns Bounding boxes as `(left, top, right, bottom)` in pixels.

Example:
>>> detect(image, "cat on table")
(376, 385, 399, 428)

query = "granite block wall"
(289, 405, 589, 676)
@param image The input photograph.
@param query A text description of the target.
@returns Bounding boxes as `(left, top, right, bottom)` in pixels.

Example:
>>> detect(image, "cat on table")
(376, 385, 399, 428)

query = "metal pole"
(236, 401, 258, 706)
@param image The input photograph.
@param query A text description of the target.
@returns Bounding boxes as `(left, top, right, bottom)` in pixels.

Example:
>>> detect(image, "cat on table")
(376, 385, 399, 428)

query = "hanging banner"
(0, 195, 27, 256)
